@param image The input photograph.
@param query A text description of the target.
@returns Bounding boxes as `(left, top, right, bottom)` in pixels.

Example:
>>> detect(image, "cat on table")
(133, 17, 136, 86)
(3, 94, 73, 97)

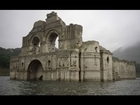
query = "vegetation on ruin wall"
(0, 47, 140, 76)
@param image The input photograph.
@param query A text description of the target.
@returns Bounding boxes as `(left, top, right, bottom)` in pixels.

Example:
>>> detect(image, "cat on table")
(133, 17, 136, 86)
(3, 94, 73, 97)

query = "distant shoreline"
(0, 68, 9, 76)
(136, 71, 140, 77)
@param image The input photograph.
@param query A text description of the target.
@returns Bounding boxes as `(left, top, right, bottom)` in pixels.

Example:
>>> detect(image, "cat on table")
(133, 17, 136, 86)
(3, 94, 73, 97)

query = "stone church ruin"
(10, 11, 136, 81)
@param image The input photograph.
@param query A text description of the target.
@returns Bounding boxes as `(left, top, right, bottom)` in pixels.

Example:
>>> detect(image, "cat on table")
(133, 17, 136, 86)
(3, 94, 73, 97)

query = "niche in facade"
(32, 37, 40, 46)
(32, 37, 40, 53)
(48, 60, 51, 69)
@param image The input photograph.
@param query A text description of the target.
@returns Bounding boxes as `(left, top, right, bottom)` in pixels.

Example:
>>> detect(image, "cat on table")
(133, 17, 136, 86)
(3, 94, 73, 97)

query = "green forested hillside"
(0, 47, 21, 68)
(0, 47, 21, 76)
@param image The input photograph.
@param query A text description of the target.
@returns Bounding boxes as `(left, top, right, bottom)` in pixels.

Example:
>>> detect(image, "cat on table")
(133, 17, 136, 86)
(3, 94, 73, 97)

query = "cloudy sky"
(0, 10, 140, 52)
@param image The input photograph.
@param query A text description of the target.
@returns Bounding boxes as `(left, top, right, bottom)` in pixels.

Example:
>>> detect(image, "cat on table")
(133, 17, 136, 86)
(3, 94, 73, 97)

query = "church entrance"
(27, 60, 43, 80)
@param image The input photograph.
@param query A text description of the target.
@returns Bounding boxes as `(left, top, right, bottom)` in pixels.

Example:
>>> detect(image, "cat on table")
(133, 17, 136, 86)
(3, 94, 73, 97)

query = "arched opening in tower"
(48, 33, 58, 51)
(27, 60, 43, 80)
(32, 37, 40, 53)
(55, 37, 58, 49)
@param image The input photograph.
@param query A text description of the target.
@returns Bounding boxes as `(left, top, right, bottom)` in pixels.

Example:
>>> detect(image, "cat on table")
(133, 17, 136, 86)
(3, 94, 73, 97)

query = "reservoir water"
(0, 76, 140, 95)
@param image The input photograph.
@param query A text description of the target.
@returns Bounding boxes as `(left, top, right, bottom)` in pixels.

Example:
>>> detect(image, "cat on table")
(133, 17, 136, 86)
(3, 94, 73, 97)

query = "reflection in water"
(0, 76, 140, 95)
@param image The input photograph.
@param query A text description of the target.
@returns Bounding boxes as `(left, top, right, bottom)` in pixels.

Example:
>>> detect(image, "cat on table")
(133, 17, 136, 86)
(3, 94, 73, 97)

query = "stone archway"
(27, 60, 43, 80)
(46, 30, 59, 52)
(31, 36, 40, 54)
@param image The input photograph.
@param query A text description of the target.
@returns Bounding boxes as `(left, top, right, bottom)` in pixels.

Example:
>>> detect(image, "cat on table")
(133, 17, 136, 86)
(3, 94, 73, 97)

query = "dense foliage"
(0, 47, 21, 68)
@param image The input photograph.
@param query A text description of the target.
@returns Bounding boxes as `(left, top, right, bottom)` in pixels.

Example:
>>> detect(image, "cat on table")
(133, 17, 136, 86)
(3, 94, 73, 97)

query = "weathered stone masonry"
(10, 11, 136, 81)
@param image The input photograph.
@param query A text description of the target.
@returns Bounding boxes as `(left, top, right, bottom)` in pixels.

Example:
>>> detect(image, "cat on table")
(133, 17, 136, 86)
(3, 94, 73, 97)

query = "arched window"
(32, 37, 40, 53)
(47, 32, 58, 52)
(32, 37, 40, 47)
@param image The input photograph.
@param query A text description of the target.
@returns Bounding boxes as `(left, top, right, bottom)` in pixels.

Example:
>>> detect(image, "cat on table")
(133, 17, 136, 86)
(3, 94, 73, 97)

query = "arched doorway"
(27, 60, 43, 80)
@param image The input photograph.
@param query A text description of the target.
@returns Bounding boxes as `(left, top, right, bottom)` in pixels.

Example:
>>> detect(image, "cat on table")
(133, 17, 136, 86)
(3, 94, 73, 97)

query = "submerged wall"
(113, 59, 136, 80)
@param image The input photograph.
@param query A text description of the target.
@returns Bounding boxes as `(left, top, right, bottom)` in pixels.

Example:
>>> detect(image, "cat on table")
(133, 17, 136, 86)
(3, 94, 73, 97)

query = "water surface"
(0, 76, 140, 95)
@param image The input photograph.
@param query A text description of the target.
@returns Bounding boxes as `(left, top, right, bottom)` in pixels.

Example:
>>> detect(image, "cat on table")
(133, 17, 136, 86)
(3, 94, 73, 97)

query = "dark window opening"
(107, 57, 109, 63)
(48, 60, 51, 67)
(22, 62, 24, 67)
(95, 47, 97, 52)
(48, 33, 58, 50)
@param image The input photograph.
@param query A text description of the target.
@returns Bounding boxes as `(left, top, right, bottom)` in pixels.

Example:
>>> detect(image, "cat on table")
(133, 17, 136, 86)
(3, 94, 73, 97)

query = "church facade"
(10, 11, 136, 81)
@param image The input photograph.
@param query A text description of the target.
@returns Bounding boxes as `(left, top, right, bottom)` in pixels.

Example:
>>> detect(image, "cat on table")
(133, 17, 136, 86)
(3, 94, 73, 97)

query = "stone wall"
(10, 49, 80, 81)
(80, 41, 101, 81)
(113, 59, 136, 80)
(100, 46, 113, 81)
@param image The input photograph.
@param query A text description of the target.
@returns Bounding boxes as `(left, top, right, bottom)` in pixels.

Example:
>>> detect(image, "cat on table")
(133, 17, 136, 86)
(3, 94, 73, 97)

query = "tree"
(0, 47, 21, 68)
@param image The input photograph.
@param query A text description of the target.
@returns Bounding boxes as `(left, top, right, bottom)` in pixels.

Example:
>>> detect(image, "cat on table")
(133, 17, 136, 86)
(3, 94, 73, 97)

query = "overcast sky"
(0, 10, 140, 52)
